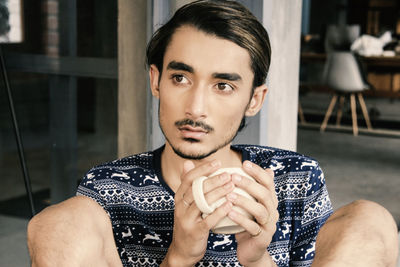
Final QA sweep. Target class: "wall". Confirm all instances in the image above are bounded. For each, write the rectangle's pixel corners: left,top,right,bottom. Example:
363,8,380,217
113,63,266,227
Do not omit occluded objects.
118,0,148,157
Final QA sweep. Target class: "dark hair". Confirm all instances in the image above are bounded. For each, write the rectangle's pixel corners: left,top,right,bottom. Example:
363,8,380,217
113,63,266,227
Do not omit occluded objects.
146,0,271,132
146,0,271,88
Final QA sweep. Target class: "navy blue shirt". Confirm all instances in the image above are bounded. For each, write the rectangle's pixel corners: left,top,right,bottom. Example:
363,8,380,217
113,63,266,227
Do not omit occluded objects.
77,145,333,266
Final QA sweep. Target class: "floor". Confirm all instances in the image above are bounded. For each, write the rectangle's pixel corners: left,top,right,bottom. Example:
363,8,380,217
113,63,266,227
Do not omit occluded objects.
298,127,400,221
0,94,399,266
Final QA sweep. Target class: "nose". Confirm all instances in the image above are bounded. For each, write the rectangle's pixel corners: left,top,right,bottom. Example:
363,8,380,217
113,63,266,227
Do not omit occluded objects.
184,85,207,120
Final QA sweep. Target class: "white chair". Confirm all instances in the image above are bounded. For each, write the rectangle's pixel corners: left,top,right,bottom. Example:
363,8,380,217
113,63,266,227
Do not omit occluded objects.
324,24,361,53
320,52,373,136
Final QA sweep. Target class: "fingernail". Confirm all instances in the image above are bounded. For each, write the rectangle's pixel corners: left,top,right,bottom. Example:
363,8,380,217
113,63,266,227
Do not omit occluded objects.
220,173,230,182
225,201,233,211
228,210,237,219
224,182,233,189
227,193,237,202
211,160,220,167
244,161,252,169
232,174,242,182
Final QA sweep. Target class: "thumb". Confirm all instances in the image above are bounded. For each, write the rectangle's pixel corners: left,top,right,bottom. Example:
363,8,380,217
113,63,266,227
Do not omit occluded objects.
182,160,195,175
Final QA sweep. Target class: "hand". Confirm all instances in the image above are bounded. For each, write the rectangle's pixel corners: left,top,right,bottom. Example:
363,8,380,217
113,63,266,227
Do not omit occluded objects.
163,160,235,267
226,161,279,267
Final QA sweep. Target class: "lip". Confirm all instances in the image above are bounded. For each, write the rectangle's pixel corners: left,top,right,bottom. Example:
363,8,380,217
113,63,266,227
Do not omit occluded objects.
178,125,208,139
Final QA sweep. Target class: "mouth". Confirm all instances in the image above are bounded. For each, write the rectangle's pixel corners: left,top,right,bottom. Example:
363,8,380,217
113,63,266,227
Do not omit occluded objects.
179,125,208,132
174,119,214,141
178,125,208,140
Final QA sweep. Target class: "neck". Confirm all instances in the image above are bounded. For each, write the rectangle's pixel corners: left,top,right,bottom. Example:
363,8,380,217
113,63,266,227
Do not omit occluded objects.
160,143,242,192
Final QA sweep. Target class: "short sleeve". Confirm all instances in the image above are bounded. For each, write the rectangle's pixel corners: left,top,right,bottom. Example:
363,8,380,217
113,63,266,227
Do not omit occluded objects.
289,162,333,266
76,167,108,213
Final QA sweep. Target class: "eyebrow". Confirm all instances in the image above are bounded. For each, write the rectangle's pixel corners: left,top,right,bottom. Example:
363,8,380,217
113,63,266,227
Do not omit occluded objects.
212,72,242,82
166,60,242,82
166,61,194,73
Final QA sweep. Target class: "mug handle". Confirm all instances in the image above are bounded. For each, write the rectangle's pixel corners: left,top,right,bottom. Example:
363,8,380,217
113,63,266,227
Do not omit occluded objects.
192,176,215,214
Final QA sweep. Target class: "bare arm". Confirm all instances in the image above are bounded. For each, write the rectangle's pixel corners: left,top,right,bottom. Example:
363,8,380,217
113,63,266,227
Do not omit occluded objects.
27,196,122,267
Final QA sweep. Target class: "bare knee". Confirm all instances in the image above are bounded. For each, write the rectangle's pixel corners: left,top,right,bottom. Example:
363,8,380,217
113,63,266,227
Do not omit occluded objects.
27,196,121,267
326,199,398,266
333,200,397,231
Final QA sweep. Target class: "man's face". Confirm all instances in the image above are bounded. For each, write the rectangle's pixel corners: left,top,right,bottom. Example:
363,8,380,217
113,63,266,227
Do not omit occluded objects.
150,26,262,160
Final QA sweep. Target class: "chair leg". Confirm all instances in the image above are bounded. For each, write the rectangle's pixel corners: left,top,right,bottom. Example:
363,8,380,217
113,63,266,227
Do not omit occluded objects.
357,93,373,130
320,94,338,132
350,93,358,136
298,102,306,124
336,95,345,127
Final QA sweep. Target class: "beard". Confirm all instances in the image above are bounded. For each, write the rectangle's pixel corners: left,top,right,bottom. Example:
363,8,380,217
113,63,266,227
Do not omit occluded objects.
159,115,243,160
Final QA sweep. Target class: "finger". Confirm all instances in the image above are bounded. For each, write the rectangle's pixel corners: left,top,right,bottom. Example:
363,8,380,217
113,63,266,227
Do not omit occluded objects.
232,170,279,209
176,160,222,215
183,180,235,220
178,160,221,194
226,192,270,226
177,188,203,219
204,180,235,207
227,209,262,237
178,161,196,208
203,172,232,194
231,173,269,204
183,196,203,219
183,160,195,175
202,201,233,231
183,182,235,222
230,173,279,224
242,161,274,190
183,172,232,206
181,193,192,208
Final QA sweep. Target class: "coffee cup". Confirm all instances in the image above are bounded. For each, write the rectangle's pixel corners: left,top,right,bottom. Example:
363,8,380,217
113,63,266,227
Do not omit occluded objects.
192,167,256,234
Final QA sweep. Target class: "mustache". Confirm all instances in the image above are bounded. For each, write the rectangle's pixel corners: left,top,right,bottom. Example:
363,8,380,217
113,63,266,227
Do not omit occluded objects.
175,118,214,132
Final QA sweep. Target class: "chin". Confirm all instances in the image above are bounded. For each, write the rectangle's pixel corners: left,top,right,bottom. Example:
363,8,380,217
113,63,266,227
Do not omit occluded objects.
171,141,218,160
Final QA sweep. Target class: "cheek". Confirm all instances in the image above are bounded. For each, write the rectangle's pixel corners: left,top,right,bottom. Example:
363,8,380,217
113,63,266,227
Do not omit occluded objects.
216,103,246,127
159,94,180,121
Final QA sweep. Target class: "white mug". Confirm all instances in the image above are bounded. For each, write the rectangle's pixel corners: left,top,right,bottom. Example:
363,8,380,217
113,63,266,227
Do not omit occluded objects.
192,167,256,234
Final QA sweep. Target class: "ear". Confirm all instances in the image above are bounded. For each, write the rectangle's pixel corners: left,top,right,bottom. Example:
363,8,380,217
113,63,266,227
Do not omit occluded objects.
245,84,268,117
149,64,161,99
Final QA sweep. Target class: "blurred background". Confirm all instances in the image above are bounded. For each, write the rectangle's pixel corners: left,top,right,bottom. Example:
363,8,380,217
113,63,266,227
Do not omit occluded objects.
0,0,399,266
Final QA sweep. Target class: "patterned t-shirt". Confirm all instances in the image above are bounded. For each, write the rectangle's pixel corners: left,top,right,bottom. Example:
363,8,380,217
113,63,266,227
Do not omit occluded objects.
77,145,333,267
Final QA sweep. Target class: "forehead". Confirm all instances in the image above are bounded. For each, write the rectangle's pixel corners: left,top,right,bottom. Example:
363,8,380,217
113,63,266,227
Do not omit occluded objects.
163,26,253,80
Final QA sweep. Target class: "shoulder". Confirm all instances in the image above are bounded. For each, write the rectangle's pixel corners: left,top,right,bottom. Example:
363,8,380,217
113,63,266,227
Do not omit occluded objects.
234,144,321,172
27,196,111,252
80,150,157,186
89,150,155,174
77,149,165,211
235,144,327,201
29,196,109,234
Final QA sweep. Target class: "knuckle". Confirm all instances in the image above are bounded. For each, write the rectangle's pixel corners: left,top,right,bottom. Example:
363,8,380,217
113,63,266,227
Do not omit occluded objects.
216,203,230,216
257,214,268,224
205,189,223,203
256,201,266,212
181,224,192,233
199,221,207,231
236,177,250,189
273,210,279,221
270,223,277,233
266,168,275,177
181,170,193,181
209,174,224,187
274,198,279,207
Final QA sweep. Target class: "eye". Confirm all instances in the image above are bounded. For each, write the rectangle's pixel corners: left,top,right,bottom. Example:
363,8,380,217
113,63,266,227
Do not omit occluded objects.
172,74,189,84
216,83,234,92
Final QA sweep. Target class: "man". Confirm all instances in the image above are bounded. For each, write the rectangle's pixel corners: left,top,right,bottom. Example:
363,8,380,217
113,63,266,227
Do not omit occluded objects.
27,1,398,266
